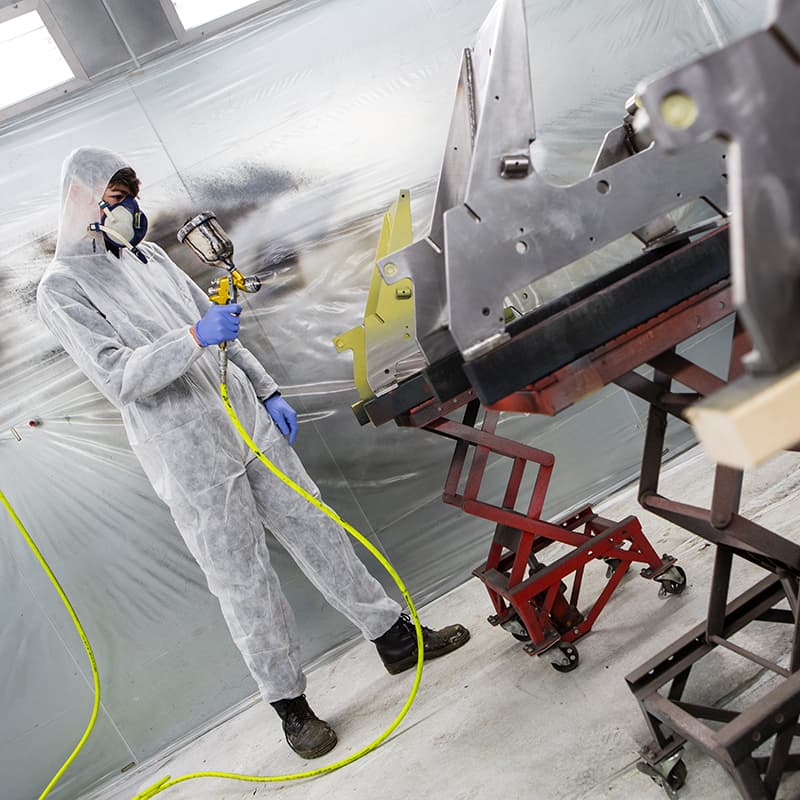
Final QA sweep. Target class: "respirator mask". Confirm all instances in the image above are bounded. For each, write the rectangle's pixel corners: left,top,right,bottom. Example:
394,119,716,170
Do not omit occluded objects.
89,195,149,263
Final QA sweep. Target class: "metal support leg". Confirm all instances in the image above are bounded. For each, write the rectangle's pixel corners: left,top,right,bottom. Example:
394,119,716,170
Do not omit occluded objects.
625,337,800,798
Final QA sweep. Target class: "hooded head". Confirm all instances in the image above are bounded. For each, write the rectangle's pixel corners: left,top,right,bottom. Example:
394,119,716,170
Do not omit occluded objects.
55,146,142,260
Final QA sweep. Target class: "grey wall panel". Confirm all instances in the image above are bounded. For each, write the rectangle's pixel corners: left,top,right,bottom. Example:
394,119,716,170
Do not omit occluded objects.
0,1,762,797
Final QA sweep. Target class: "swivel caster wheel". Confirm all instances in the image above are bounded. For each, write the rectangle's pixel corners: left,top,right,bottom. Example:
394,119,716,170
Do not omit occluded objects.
495,613,530,641
604,557,622,578
636,751,686,799
656,565,687,597
546,643,579,673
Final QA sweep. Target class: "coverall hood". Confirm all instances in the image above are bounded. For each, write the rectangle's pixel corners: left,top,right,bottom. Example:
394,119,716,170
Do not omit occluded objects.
56,146,127,259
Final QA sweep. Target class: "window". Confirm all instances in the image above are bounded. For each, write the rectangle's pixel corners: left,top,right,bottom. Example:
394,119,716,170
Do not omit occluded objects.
170,0,261,30
0,10,74,110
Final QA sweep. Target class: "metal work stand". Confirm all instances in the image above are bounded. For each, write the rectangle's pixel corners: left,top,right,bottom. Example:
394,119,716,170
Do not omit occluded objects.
361,231,800,791
397,395,685,671
623,324,800,799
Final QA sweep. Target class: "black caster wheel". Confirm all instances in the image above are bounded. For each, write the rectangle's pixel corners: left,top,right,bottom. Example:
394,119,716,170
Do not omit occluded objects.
550,643,579,673
496,613,530,641
604,557,622,578
657,565,687,597
667,759,687,793
636,755,686,799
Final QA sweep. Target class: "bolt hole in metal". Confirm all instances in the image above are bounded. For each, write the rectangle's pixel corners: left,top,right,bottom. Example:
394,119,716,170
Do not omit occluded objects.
515,240,528,254
596,179,610,194
482,307,491,316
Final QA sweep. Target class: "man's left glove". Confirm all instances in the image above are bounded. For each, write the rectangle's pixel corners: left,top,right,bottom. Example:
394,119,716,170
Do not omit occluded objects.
264,393,298,445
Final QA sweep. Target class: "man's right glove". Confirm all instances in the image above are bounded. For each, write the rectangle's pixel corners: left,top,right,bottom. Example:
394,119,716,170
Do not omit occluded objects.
194,303,242,346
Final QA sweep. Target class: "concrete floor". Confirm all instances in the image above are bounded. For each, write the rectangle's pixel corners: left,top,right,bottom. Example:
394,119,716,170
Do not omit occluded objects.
87,446,800,800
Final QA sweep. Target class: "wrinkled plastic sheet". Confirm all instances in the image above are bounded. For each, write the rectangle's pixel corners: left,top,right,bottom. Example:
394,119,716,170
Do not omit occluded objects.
0,1,765,797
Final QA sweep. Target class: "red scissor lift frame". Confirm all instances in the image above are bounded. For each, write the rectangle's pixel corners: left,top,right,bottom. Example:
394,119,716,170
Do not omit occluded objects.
400,393,683,670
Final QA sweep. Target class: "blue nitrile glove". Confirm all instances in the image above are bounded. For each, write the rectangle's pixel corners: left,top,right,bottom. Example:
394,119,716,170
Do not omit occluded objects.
264,393,298,446
194,303,242,346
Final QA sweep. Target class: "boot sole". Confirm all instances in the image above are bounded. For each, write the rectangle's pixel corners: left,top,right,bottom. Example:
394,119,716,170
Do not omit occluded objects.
288,730,338,759
384,629,471,675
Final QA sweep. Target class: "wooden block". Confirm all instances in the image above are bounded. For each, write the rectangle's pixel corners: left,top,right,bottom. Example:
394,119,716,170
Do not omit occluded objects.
686,366,800,469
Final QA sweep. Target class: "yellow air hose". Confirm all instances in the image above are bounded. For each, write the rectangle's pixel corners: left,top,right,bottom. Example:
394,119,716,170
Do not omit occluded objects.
4,382,425,800
0,489,101,800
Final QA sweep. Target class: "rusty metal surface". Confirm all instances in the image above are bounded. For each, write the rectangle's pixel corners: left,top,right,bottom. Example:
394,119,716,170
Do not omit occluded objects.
488,282,733,415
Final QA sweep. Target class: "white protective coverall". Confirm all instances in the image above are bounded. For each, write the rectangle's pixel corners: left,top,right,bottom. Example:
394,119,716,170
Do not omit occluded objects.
36,147,401,702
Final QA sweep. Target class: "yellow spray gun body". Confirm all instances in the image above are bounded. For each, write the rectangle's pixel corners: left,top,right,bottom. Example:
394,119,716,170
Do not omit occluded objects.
208,269,262,305
177,212,261,379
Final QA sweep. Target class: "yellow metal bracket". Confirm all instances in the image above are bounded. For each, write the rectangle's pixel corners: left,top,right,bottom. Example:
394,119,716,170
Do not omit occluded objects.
333,190,416,401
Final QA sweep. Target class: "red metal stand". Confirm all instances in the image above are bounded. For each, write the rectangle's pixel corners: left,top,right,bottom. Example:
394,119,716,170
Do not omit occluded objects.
415,398,684,670
386,277,732,672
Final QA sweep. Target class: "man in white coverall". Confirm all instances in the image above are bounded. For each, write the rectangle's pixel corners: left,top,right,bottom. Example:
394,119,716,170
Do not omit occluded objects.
37,147,470,759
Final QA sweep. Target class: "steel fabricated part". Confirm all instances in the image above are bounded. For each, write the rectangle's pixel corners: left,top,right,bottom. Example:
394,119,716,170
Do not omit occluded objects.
633,0,800,468
339,1,800,795
462,227,730,406
376,0,728,367
332,190,422,402
637,0,800,377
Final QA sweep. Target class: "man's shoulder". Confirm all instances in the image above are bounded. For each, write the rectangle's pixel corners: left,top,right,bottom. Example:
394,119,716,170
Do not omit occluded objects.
139,241,184,271
38,260,80,294
140,240,170,260
36,261,85,324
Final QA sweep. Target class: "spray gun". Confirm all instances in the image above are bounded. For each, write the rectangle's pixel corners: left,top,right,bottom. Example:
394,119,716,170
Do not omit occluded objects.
177,211,261,381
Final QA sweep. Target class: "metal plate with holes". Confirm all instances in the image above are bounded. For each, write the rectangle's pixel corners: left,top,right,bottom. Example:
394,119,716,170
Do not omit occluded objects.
377,0,729,367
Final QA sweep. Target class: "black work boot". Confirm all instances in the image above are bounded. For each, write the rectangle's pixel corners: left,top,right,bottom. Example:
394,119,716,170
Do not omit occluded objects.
373,613,470,675
270,694,337,759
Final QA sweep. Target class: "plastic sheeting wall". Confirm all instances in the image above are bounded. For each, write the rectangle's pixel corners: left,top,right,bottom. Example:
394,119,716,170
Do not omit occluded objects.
0,1,766,797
